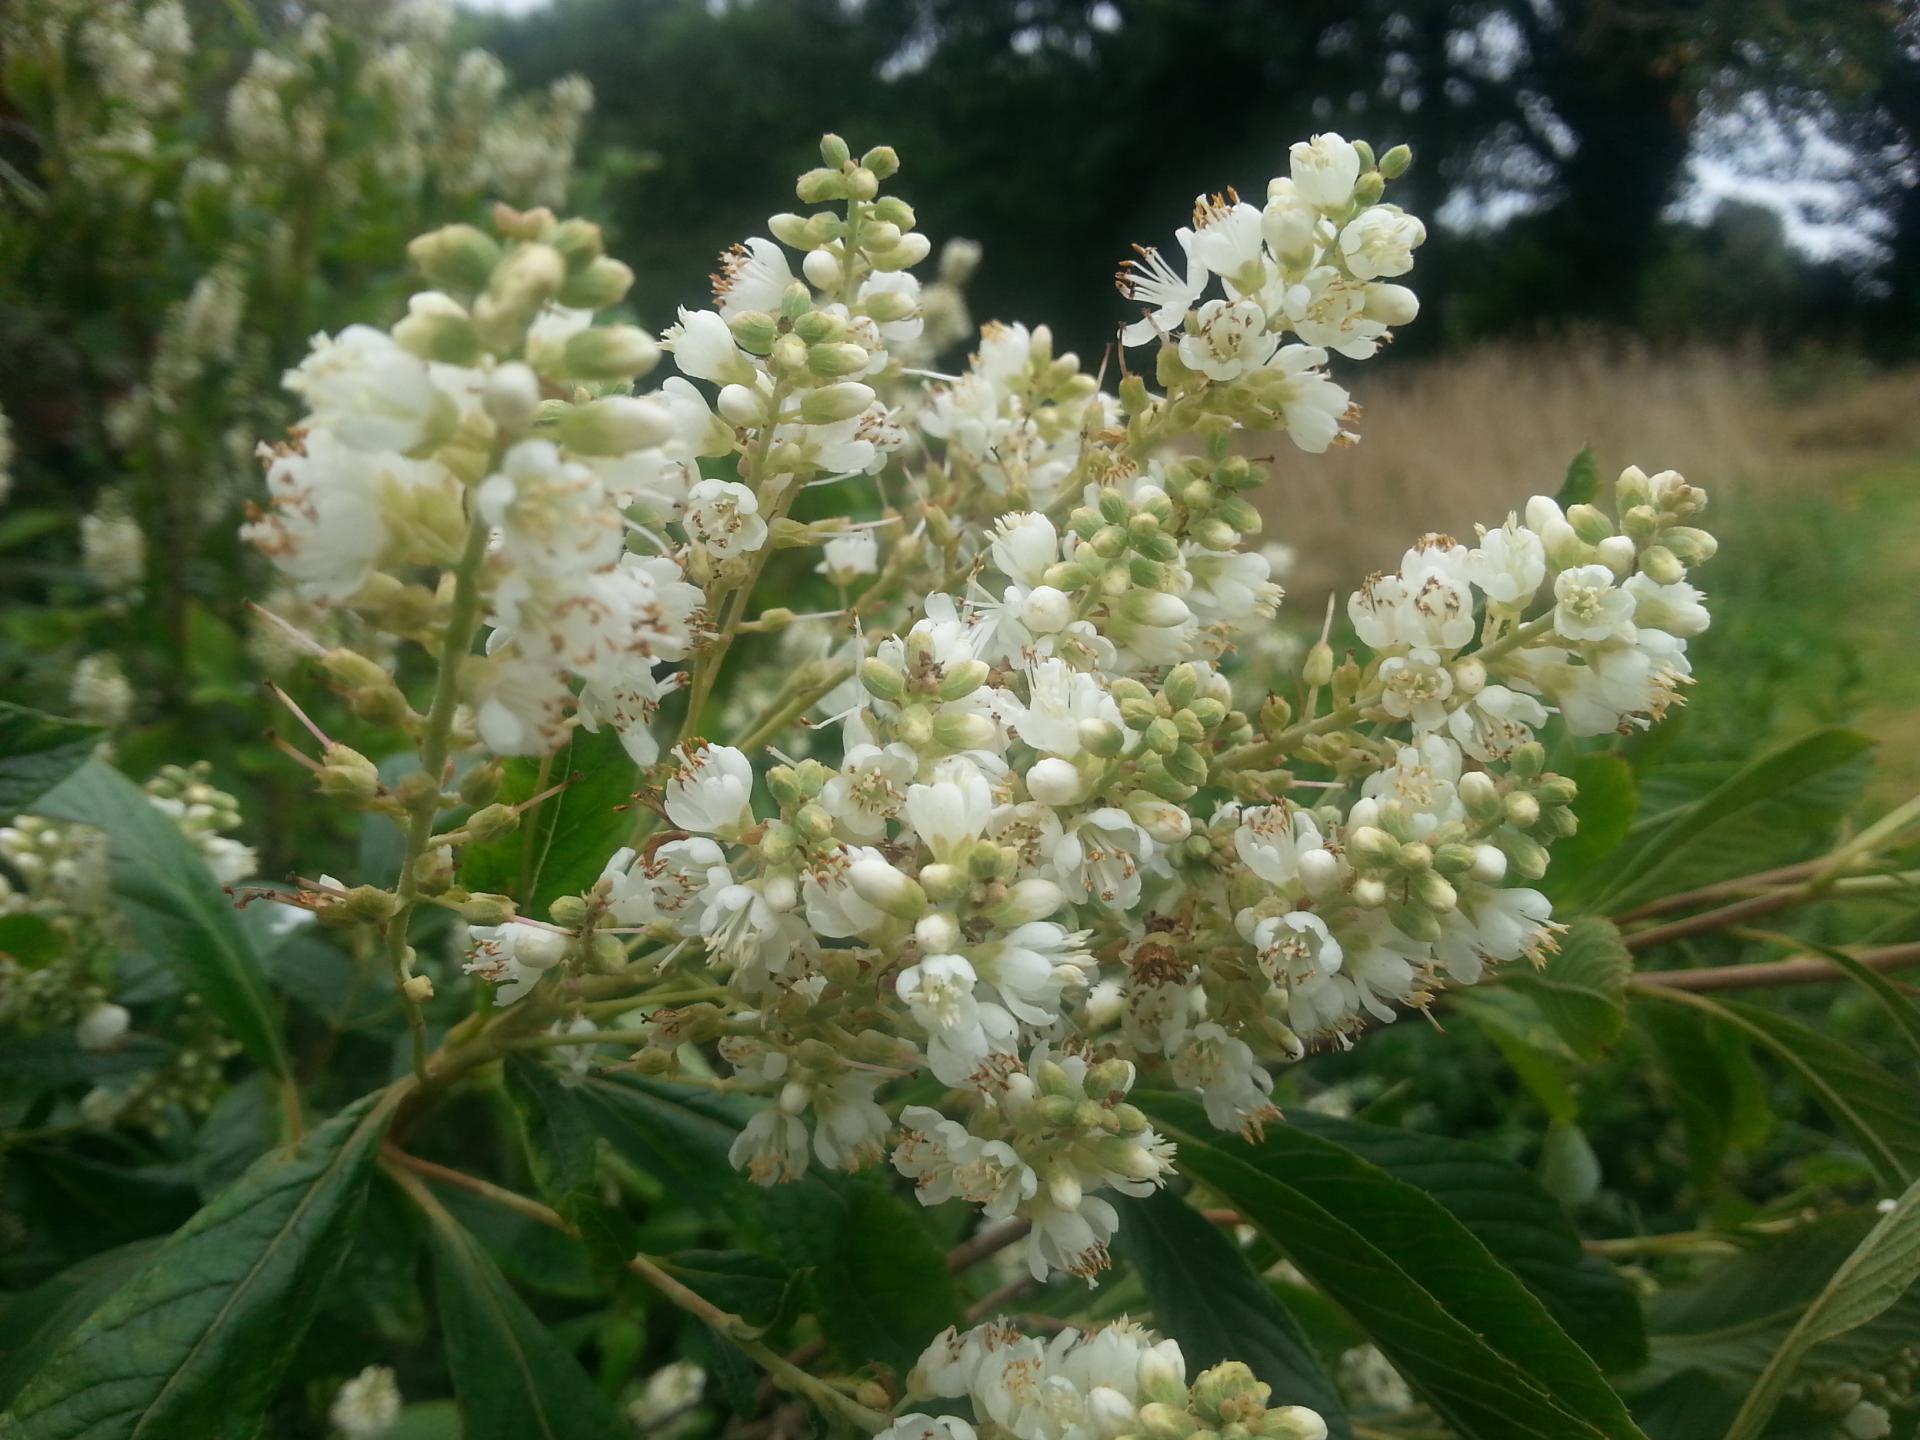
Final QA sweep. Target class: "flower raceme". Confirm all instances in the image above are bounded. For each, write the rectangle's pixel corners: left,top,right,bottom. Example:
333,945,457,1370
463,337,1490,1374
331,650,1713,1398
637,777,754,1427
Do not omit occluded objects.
244,134,1716,1299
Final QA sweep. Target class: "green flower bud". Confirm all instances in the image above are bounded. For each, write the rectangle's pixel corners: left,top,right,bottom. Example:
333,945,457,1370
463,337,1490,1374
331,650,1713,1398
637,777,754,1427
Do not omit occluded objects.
549,217,605,268
1353,171,1386,206
548,894,590,929
819,133,852,168
934,710,998,752
393,306,482,365
871,194,914,228
316,743,382,804
1352,139,1377,173
861,145,900,179
862,287,918,323
808,341,872,377
938,659,991,700
558,396,676,454
558,256,635,310
1165,743,1209,788
768,212,813,248
560,326,660,381
800,382,876,424
460,893,517,926
1379,143,1413,179
846,166,880,201
1639,543,1685,585
408,223,501,295
465,803,520,845
796,167,848,204
861,658,906,702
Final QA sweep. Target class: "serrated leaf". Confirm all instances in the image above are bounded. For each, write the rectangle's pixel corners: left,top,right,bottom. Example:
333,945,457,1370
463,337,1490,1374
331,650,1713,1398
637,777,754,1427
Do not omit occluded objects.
0,703,101,814
33,760,289,1078
569,1071,754,1211
1290,1114,1646,1373
1637,1002,1771,1186
760,1171,962,1375
1554,446,1600,508
1112,1190,1348,1435
1593,728,1873,911
460,727,637,917
1726,1178,1920,1440
1502,916,1632,1060
1137,1094,1646,1440
1636,988,1920,1191
425,1205,629,1440
658,1249,798,1328
504,1055,600,1203
0,1091,396,1439
1644,1213,1920,1385
1545,754,1638,905
0,1242,161,1409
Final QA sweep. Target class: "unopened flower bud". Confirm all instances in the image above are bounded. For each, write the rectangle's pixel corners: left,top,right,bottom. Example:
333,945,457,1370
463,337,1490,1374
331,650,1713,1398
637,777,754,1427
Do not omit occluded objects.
402,974,435,1003
861,144,900,179
317,744,382,804
1378,143,1413,179
75,1003,131,1053
483,363,541,432
562,326,660,380
915,911,960,952
559,256,635,311
849,856,925,917
934,711,999,753
807,341,871,377
1027,757,1085,806
408,223,501,295
1639,543,1685,584
464,803,521,844
1596,533,1637,575
993,877,1065,924
796,167,847,204
937,659,990,700
819,132,852,168
800,382,876,424
1504,791,1541,829
460,893,517,925
559,396,676,454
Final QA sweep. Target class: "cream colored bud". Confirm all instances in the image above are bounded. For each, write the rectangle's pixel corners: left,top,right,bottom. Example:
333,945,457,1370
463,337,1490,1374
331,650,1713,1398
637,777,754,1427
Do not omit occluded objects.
802,248,843,291
559,256,635,310
915,912,961,952
848,856,925,917
562,325,660,380
800,382,875,424
993,877,1065,924
1027,758,1085,806
861,145,899,179
808,341,871,377
558,396,676,454
483,363,541,432
408,223,501,295
75,1003,131,1052
718,383,769,427
796,167,847,204
1379,144,1413,179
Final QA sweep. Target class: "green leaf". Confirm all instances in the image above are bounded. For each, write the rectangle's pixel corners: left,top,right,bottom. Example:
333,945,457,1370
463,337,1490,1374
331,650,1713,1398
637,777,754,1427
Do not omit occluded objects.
1501,917,1632,1060
425,1205,629,1440
657,1249,798,1329
1290,1113,1646,1374
504,1055,600,1203
1544,754,1638,905
1802,940,1920,1062
1637,988,1920,1191
760,1171,963,1375
1112,1190,1348,1435
1637,1003,1771,1187
0,703,101,814
1554,445,1600,508
1,1091,396,1440
0,1242,162,1409
0,1033,172,1095
569,1071,754,1212
1592,727,1873,911
1644,1214,1920,1385
1456,989,1582,1125
33,760,289,1078
1137,1094,1646,1440
0,914,62,967
1726,1178,1920,1440
460,727,637,917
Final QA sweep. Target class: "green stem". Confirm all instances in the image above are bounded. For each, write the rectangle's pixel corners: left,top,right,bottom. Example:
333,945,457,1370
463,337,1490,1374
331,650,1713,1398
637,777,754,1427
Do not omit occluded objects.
384,510,492,1081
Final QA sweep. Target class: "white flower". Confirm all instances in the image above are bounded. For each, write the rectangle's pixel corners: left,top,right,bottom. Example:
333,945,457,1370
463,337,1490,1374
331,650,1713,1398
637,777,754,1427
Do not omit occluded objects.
684,478,768,558
286,325,452,453
1268,344,1353,453
664,307,748,384
972,922,1092,1025
1289,132,1361,210
1252,910,1344,989
1009,659,1122,758
1468,518,1547,608
477,438,625,576
729,1105,809,1185
906,771,996,864
1624,573,1710,638
1378,647,1454,731
1338,206,1425,280
989,512,1061,588
819,743,917,842
898,953,1017,1086
1170,1022,1277,1137
1188,199,1266,292
464,922,569,1005
817,528,878,580
1449,684,1549,762
1553,564,1636,643
1178,298,1278,382
1361,734,1465,837
1055,808,1154,910
714,237,795,317
329,1365,401,1438
1118,234,1206,346
1236,805,1340,899
665,743,757,837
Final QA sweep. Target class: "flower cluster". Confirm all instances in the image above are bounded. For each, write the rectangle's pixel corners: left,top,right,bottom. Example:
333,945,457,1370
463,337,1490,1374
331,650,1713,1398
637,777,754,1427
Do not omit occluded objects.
883,1320,1326,1440
243,133,1716,1289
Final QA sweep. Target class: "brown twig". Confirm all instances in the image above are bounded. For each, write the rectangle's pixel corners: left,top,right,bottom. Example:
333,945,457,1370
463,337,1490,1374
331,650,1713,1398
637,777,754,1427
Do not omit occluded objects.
1628,941,1920,993
946,1218,1032,1273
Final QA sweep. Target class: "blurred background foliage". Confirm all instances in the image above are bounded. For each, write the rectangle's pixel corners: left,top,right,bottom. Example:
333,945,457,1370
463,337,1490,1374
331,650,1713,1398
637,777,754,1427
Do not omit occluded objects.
4,3,1920,1437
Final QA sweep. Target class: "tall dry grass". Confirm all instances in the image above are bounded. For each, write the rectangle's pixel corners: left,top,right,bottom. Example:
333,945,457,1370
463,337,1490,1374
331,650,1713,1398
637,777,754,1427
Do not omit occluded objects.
1255,336,1920,597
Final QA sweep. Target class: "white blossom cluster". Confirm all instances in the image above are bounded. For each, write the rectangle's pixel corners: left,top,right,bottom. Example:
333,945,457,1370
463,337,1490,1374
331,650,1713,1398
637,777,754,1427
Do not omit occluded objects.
243,134,1717,1289
880,1319,1326,1440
